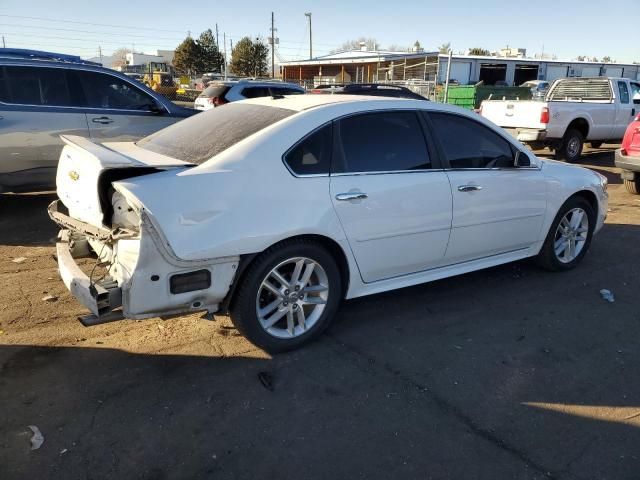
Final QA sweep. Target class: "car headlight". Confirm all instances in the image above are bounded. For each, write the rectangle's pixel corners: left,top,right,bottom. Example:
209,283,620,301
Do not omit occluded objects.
595,172,608,193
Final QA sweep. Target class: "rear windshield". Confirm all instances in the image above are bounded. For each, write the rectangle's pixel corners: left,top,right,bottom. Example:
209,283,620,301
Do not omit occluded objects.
200,83,231,98
137,103,295,165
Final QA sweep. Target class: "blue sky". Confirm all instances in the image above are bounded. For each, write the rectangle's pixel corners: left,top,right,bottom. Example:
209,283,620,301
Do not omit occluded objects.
1,0,638,63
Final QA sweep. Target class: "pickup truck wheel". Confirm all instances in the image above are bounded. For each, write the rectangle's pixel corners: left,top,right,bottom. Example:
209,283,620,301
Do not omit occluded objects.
536,196,595,272
555,129,584,163
229,240,342,353
589,141,603,149
624,178,640,195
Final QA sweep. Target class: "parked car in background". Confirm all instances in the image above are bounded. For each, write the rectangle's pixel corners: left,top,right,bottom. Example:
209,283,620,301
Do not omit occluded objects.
311,83,426,100
615,113,640,194
480,77,640,162
49,95,607,353
520,80,550,100
0,48,196,193
193,80,304,110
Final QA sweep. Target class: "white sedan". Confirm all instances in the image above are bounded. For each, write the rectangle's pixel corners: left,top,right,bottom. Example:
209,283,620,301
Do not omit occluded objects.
49,95,608,352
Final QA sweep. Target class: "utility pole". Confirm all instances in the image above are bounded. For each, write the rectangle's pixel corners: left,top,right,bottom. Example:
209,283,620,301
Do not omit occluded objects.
223,32,227,80
215,24,219,47
444,49,453,103
304,12,312,59
270,12,277,78
98,45,103,65
2,36,5,48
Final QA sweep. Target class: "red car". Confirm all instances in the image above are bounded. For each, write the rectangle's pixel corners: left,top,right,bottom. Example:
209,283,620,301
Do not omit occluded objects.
615,113,640,194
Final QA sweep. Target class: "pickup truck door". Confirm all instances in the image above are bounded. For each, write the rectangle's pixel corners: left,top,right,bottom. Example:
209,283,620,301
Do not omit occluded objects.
613,80,636,139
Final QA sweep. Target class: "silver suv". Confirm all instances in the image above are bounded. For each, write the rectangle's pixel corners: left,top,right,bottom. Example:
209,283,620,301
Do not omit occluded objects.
194,80,304,110
0,49,197,193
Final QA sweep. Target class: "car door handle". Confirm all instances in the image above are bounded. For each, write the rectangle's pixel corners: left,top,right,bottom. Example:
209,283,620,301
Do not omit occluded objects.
457,185,483,192
91,117,114,124
335,192,368,201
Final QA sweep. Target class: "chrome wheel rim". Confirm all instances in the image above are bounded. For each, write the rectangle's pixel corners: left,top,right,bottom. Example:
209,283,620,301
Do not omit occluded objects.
554,208,589,263
567,137,580,158
256,257,329,339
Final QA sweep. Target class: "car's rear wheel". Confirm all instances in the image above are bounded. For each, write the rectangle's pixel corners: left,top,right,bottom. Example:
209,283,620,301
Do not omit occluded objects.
230,240,342,353
555,129,584,163
624,178,640,195
537,196,595,271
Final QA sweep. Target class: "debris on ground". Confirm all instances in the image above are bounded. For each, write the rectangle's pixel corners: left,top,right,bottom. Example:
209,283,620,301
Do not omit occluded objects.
60,448,68,455
12,257,27,264
0,329,4,336
600,289,615,303
42,295,58,302
258,371,274,391
28,425,44,450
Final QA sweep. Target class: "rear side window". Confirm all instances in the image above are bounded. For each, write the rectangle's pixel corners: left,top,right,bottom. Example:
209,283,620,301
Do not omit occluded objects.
75,71,156,110
138,103,294,164
284,124,332,175
271,86,303,96
241,87,270,99
201,83,231,99
2,66,71,106
334,111,430,173
429,112,514,169
618,81,630,104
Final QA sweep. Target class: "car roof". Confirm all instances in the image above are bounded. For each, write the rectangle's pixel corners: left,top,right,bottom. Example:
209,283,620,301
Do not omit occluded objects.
242,94,437,112
211,80,303,88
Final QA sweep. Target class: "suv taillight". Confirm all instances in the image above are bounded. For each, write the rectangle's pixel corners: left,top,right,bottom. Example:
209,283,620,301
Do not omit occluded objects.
540,107,550,124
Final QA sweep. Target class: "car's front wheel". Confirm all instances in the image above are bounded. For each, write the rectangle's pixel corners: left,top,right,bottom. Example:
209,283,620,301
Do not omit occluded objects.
537,196,595,271
230,240,342,353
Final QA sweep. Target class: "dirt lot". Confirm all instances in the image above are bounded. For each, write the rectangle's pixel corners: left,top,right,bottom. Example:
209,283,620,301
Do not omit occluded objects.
1,146,639,479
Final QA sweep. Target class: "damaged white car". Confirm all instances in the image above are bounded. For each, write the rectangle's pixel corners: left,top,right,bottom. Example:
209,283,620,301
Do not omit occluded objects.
49,95,608,352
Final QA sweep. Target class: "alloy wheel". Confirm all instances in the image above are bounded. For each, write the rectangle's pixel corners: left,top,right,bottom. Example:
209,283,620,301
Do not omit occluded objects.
256,257,329,339
553,207,589,263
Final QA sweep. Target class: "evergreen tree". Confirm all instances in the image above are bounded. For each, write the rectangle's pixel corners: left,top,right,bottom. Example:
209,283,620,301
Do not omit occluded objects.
229,37,269,77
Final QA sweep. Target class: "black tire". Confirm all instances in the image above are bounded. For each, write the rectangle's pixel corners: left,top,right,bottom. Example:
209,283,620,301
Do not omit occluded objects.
554,129,584,163
589,141,603,149
536,196,595,272
229,239,342,353
624,178,640,195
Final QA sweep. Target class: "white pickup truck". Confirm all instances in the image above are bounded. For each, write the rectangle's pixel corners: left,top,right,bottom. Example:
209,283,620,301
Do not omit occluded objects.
480,77,640,162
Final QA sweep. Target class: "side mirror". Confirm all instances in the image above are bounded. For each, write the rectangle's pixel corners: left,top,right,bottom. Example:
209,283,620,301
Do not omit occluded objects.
514,151,531,168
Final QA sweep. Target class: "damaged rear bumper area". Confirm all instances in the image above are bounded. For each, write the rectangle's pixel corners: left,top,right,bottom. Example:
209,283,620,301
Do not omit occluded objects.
48,199,240,325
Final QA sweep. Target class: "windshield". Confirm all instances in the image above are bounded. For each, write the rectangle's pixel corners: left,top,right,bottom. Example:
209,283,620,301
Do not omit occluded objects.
137,103,295,165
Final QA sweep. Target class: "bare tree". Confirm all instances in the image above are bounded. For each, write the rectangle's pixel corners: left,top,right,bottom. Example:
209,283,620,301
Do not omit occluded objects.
331,37,378,53
438,42,451,54
111,47,131,69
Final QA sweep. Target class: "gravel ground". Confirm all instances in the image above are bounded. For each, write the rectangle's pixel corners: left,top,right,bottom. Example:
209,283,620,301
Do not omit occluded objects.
1,145,639,479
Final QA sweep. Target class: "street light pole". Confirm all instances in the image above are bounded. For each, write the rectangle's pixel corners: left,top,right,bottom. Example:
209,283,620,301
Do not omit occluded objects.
304,12,312,59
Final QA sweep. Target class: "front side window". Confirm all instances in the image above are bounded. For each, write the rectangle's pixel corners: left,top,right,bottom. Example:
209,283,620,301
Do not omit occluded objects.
284,124,332,175
334,111,431,173
2,66,71,106
629,82,640,103
429,112,515,169
76,71,156,110
618,81,630,104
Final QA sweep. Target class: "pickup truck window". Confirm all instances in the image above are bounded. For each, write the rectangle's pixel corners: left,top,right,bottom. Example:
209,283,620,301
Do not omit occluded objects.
618,81,630,104
429,112,515,169
630,82,640,104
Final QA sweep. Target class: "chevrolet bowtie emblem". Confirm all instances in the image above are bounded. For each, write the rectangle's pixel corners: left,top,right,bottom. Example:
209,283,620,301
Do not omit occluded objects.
68,170,80,181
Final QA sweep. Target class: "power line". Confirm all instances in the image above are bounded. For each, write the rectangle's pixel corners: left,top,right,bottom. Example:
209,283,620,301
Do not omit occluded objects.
0,31,178,49
0,14,185,33
0,22,184,42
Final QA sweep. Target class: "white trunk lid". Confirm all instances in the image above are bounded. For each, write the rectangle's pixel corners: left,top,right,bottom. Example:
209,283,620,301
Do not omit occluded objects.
480,100,548,130
57,135,191,227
